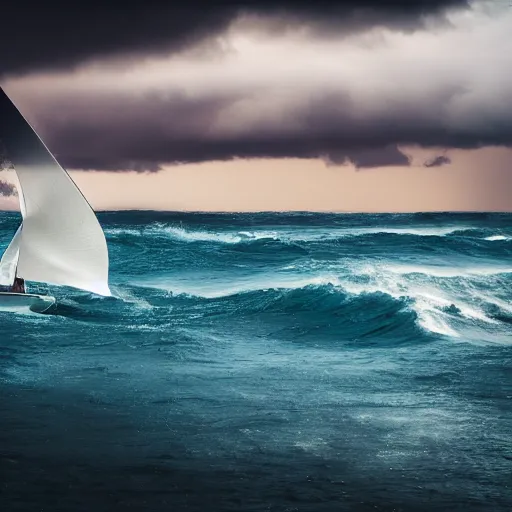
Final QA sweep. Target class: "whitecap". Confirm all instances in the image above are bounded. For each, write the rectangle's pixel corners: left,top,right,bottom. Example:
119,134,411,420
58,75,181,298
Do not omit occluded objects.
485,235,510,241
384,264,512,278
107,223,478,246
159,225,242,244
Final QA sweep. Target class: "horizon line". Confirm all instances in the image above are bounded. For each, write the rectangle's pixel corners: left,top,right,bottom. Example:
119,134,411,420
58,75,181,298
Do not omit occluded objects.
0,208,510,215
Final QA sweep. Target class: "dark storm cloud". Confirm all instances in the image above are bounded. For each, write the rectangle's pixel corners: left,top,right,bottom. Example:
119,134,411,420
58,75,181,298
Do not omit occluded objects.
16,85,510,172
424,155,451,167
2,1,509,171
5,91,418,171
0,143,14,171
0,180,17,197
0,1,469,77
326,146,411,168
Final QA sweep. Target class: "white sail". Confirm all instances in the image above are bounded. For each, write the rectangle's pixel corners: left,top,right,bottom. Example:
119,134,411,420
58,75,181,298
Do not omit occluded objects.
0,224,21,286
0,87,110,296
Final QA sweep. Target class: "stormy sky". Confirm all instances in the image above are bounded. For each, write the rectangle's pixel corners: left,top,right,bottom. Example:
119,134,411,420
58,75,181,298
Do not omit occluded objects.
0,0,511,210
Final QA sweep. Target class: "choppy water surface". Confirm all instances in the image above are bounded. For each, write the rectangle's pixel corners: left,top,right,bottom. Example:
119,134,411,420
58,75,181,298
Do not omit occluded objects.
1,211,511,511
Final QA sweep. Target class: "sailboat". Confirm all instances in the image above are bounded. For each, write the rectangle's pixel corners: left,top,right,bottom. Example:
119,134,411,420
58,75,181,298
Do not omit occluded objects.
0,86,110,313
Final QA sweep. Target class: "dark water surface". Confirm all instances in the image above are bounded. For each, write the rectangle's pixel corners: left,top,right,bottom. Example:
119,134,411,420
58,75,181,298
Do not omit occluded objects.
1,211,511,511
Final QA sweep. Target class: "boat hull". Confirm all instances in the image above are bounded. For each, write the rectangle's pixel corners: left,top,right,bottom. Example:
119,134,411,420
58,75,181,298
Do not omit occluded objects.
0,292,56,313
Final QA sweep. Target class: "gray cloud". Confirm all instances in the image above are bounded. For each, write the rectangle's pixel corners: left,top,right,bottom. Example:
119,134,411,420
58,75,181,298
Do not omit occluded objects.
0,142,17,196
9,80,509,171
1,1,510,171
326,146,411,168
1,91,418,170
0,1,470,77
0,146,14,171
424,155,451,167
0,180,17,197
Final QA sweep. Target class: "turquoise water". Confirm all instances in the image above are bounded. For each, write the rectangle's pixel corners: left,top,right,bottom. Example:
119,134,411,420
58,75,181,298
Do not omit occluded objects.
1,211,511,511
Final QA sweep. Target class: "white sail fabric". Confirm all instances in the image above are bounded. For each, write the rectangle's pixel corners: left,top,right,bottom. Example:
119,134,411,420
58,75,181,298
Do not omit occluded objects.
0,87,111,296
0,224,21,287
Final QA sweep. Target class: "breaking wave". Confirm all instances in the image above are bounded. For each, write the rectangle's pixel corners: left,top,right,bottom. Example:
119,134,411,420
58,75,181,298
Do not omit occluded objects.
2,211,511,346
104,222,512,248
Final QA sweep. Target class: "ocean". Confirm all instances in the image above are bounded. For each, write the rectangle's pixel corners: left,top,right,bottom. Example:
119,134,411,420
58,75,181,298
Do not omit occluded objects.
1,211,511,511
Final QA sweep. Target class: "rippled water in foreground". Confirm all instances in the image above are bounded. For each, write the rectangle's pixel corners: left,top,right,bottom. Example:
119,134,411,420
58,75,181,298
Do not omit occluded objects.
1,211,511,511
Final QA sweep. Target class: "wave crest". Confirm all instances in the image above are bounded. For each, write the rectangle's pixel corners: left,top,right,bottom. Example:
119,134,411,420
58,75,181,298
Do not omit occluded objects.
105,223,511,247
